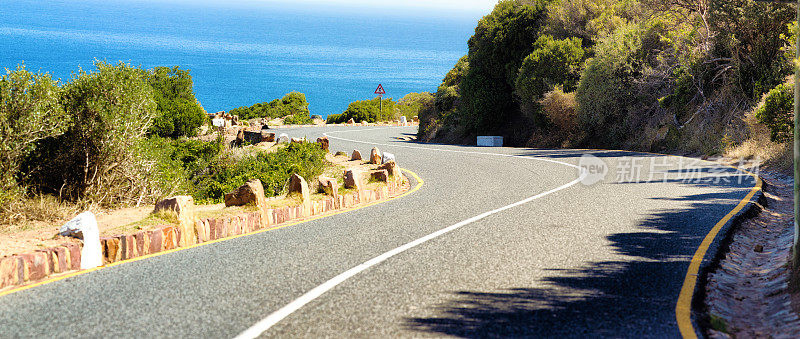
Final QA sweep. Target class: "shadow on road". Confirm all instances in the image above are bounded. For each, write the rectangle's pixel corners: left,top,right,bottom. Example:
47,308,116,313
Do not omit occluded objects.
403,189,749,337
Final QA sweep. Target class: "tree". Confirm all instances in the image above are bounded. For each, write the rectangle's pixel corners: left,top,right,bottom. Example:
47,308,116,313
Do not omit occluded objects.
0,65,68,203
148,66,206,138
459,0,549,134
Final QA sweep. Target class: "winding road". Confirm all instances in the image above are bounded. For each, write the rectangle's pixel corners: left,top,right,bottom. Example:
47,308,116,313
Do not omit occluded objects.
0,126,758,338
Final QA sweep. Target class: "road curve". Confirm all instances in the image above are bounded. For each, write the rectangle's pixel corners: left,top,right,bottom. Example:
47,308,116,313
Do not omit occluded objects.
0,126,756,338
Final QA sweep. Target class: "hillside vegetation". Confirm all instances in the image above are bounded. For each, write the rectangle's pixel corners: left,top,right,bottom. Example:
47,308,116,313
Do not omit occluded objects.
419,0,796,168
229,91,313,125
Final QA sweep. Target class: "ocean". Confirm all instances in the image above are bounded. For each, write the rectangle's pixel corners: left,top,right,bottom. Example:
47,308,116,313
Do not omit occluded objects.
0,0,481,117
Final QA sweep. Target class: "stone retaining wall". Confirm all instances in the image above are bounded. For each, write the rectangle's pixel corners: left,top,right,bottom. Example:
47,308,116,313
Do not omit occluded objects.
0,178,409,291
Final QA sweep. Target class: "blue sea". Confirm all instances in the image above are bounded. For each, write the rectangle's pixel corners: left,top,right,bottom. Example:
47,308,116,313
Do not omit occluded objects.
0,0,482,116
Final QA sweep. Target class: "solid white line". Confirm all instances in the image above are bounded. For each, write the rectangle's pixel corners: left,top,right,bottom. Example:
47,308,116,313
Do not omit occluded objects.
234,127,586,339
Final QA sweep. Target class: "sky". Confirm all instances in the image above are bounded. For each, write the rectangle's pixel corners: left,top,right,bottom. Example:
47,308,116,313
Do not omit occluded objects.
150,0,499,17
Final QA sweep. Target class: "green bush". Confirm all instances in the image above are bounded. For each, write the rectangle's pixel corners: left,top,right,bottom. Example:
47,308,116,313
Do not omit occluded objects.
147,66,207,138
328,97,396,124
229,91,311,122
25,61,157,204
459,0,548,134
0,65,69,208
397,92,433,120
193,142,327,202
755,83,793,142
515,35,584,104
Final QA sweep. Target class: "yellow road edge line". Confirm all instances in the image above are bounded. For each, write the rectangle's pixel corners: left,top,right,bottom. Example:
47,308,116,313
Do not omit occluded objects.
0,168,424,299
674,165,762,339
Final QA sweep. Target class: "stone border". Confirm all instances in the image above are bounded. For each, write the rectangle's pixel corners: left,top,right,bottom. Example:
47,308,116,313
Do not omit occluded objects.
0,177,410,292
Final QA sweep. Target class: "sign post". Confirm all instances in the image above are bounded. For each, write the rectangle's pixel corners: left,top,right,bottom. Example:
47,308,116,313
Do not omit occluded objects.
375,84,386,115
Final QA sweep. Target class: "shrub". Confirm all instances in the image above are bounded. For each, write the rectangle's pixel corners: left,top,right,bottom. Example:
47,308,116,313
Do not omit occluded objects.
147,66,207,138
515,35,584,105
540,87,578,136
755,83,793,142
330,97,396,123
0,65,69,216
193,142,327,202
397,92,433,120
229,91,311,121
25,61,157,205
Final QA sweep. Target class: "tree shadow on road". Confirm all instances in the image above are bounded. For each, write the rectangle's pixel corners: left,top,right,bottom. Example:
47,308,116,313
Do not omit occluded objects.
403,189,750,338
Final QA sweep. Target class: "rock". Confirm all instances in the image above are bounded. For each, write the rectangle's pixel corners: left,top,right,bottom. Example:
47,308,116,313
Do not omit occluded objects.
378,161,401,181
0,256,21,288
370,147,382,164
291,137,305,144
277,133,290,143
289,174,310,200
382,152,396,164
350,150,362,161
224,179,266,208
343,169,363,190
261,124,270,130
154,196,196,247
335,151,347,157
261,131,276,142
371,170,389,182
754,244,764,253
243,130,263,144
347,118,355,125
400,116,407,125
234,129,245,147
318,176,340,198
316,136,329,152
412,116,419,122
59,211,102,269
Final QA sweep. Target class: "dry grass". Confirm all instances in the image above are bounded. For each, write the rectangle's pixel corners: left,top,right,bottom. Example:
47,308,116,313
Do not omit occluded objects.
725,110,792,173
0,193,80,234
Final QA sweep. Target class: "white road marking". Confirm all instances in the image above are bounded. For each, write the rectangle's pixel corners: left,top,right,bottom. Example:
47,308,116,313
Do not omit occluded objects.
234,127,587,339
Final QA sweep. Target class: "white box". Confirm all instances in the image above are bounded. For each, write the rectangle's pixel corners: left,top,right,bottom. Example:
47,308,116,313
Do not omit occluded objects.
212,118,226,127
477,136,503,147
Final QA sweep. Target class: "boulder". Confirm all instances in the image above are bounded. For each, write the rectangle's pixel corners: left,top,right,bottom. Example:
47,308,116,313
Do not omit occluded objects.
412,116,419,122
261,124,270,130
289,174,312,216
350,150,362,161
347,118,355,125
343,169,363,190
291,137,305,144
378,161,401,181
382,152,396,164
277,133,290,143
233,129,245,147
400,116,407,125
316,136,329,152
335,151,347,157
243,130,262,144
154,196,196,247
59,211,102,270
369,147,382,164
371,170,389,182
317,176,340,199
224,179,266,208
261,131,276,142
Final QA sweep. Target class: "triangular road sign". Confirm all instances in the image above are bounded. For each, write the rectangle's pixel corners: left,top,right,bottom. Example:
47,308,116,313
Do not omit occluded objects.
375,84,386,95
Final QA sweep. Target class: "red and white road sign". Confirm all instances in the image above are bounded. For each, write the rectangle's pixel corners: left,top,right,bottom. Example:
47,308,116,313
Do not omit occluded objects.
374,84,386,95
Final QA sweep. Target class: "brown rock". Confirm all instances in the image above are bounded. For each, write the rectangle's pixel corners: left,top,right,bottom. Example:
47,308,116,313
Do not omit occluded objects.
0,256,22,288
754,244,764,253
243,130,263,144
262,131,276,142
224,179,266,207
316,136,329,152
154,196,196,247
318,176,340,197
347,118,356,125
102,237,122,264
350,150,362,161
344,169,363,190
52,246,69,273
291,137,305,144
369,147,382,164
371,169,389,182
233,129,245,147
20,252,49,281
289,173,312,216
378,161,401,181
64,243,81,270
335,151,347,157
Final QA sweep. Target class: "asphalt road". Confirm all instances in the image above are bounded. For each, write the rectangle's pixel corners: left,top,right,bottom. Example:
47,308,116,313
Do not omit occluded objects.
0,126,757,338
